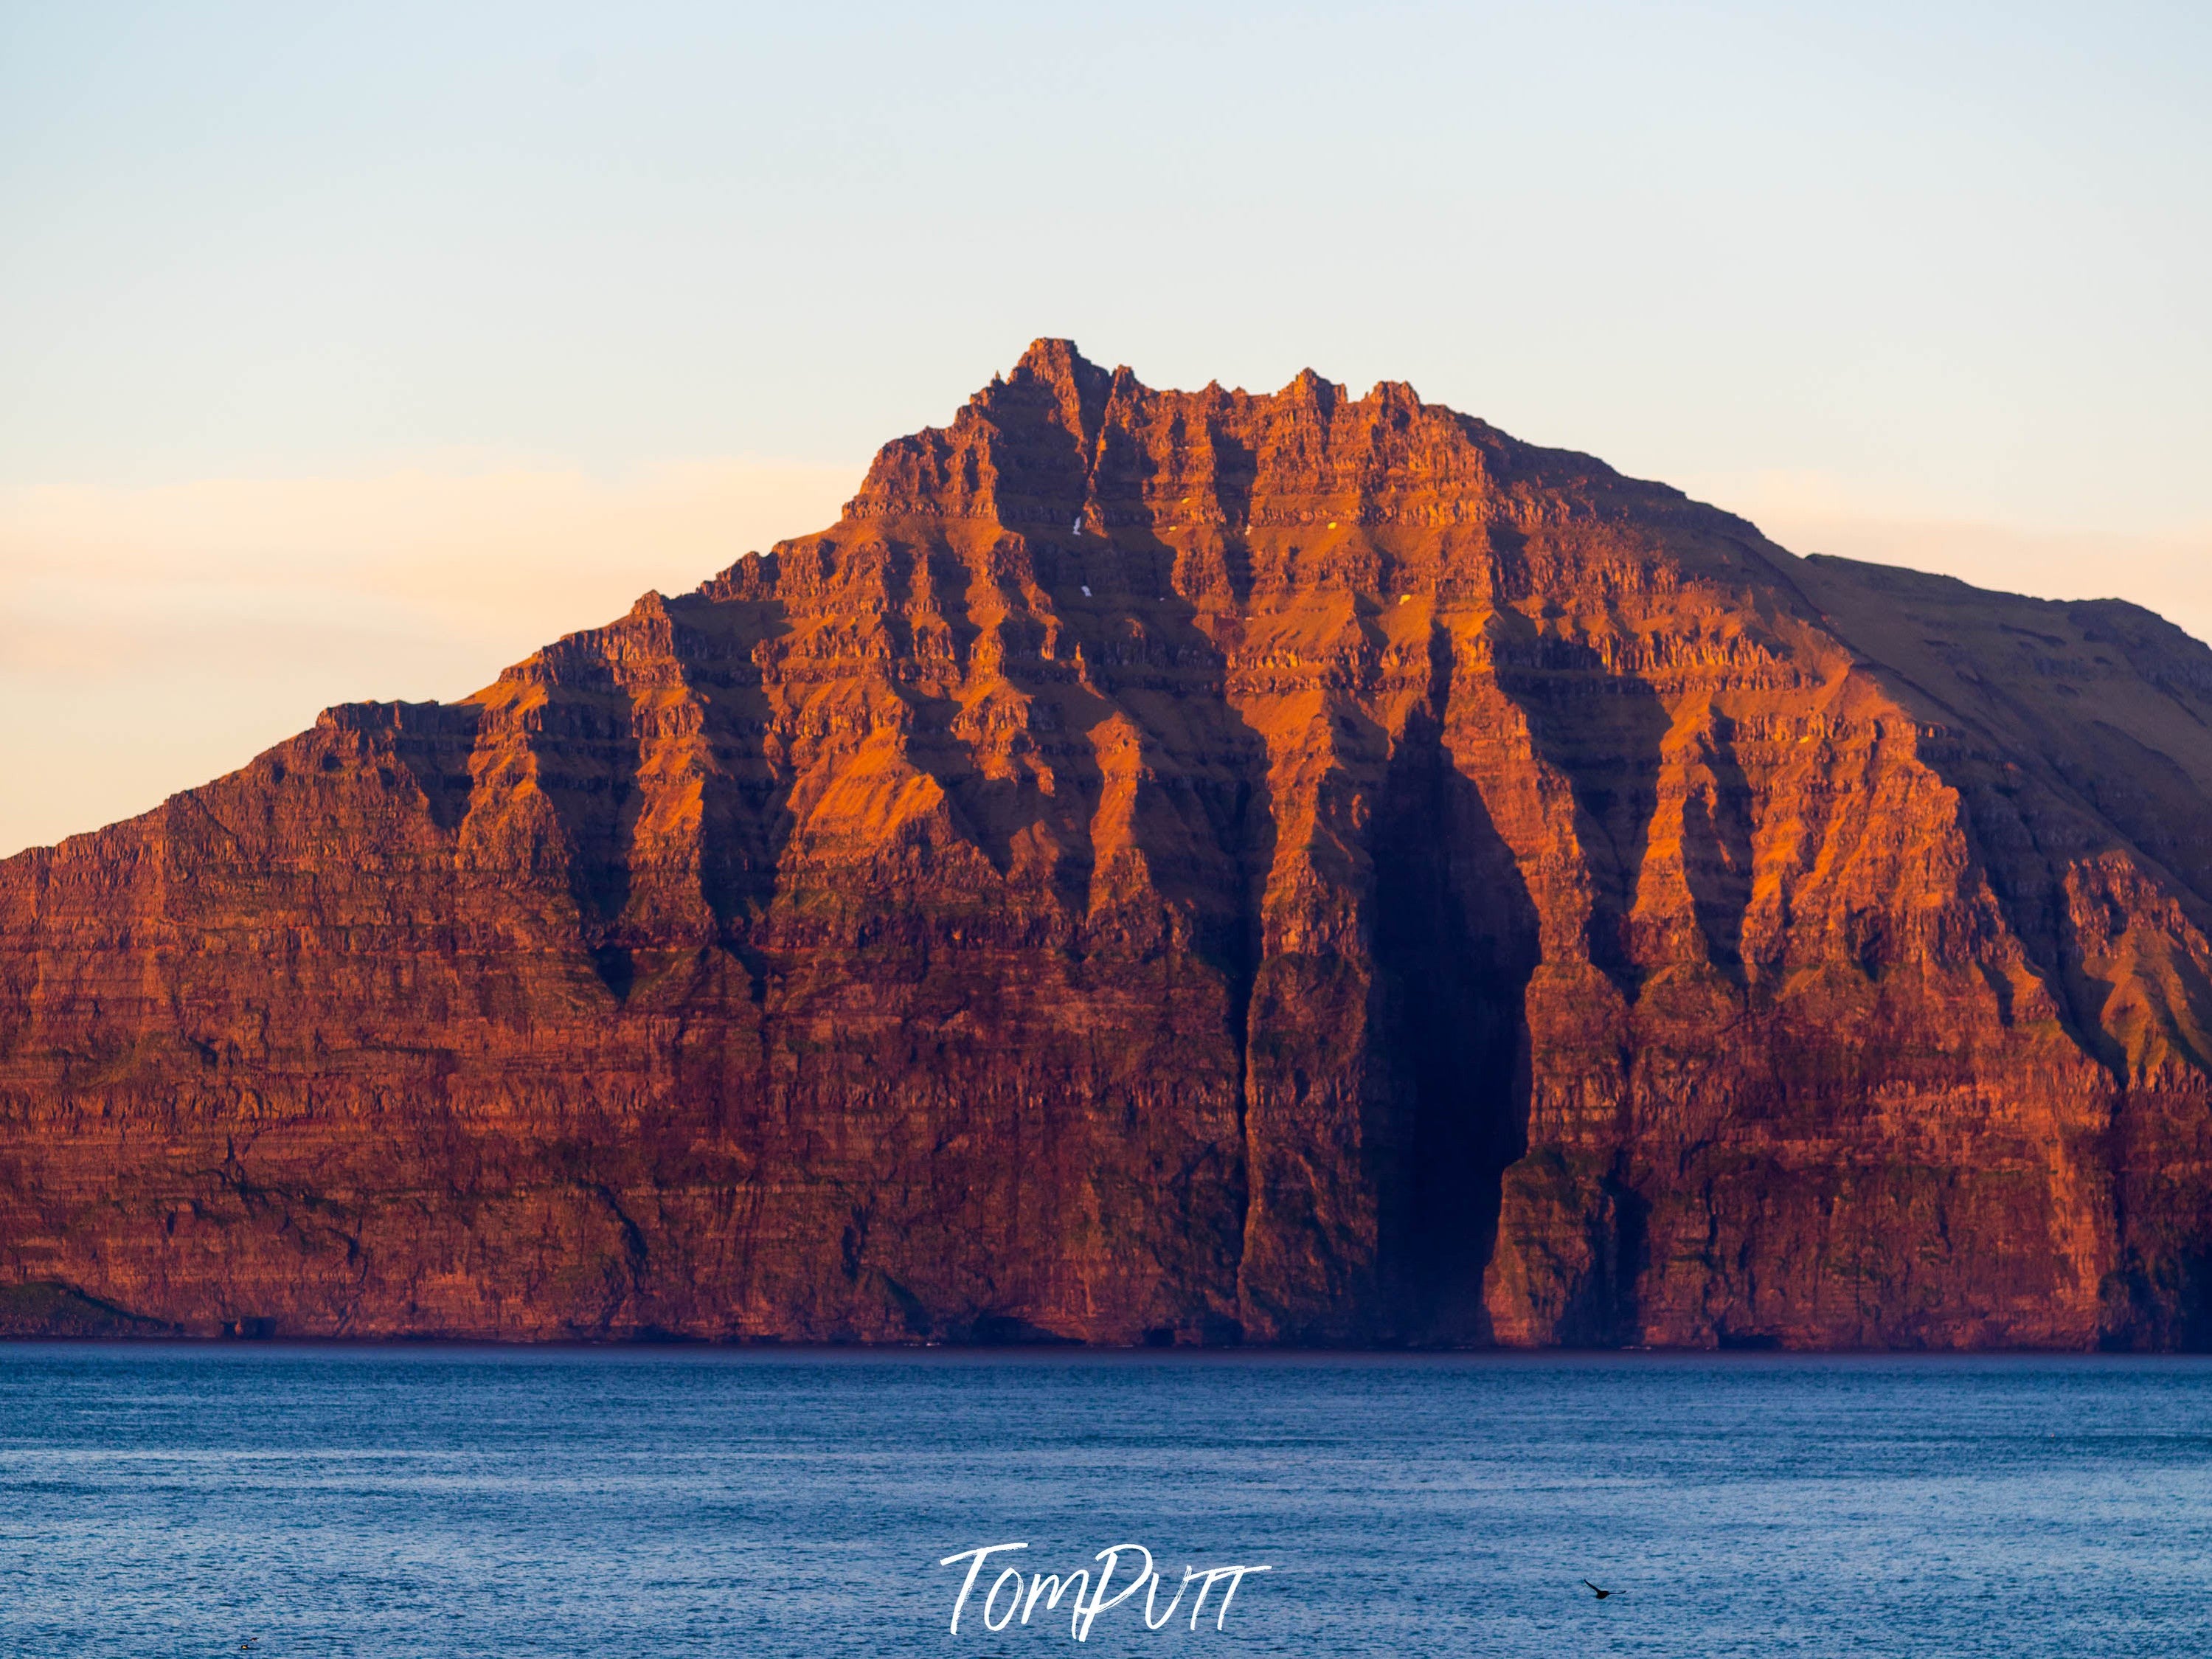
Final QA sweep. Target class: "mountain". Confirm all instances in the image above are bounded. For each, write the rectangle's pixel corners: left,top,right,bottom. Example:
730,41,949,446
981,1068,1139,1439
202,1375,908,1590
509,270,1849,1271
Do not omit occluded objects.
7,339,2212,1348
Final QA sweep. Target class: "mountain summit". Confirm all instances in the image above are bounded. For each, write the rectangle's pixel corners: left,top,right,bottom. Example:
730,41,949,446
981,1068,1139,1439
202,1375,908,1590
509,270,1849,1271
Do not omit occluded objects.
7,342,2212,1347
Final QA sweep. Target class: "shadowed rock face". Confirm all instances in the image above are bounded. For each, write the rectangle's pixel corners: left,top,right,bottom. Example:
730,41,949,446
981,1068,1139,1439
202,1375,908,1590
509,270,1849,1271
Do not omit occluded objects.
7,339,2212,1348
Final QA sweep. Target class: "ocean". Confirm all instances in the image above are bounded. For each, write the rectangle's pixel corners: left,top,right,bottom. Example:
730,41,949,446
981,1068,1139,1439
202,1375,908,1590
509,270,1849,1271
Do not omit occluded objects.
1,1344,2208,1656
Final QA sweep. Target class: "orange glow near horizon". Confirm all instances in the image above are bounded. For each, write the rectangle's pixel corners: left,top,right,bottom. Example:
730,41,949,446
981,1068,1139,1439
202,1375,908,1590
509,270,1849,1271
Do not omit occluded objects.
0,459,857,857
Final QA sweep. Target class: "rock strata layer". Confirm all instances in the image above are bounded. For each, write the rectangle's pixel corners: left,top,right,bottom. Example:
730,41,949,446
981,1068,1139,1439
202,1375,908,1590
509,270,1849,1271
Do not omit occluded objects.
7,341,2212,1347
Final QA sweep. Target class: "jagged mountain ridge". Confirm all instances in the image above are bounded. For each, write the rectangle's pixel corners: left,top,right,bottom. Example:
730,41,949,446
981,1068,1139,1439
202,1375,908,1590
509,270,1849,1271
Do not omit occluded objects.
6,338,2212,1347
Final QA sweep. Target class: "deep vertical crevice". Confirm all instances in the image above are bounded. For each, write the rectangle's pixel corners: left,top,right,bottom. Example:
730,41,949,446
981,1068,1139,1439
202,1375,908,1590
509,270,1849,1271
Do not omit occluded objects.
527,676,642,998
1373,624,1539,1342
1682,710,1755,982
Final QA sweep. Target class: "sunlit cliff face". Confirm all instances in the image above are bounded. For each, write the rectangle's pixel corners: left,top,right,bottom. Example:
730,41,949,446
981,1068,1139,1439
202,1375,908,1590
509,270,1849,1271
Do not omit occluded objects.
6,340,2212,1352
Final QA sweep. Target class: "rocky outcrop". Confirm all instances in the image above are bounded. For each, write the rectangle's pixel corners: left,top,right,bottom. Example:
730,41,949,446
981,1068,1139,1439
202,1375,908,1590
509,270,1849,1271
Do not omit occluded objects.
6,339,2212,1348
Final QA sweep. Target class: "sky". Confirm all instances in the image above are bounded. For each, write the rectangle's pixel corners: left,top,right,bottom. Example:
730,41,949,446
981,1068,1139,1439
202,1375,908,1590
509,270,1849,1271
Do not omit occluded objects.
2,0,2208,856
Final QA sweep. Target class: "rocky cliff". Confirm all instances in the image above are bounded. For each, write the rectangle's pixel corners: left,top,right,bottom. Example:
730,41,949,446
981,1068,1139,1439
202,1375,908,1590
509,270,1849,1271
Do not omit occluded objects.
7,340,2212,1348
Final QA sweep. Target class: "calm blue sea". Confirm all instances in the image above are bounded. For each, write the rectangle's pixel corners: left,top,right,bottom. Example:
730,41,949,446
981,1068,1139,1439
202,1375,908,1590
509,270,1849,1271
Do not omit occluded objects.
1,1345,2209,1656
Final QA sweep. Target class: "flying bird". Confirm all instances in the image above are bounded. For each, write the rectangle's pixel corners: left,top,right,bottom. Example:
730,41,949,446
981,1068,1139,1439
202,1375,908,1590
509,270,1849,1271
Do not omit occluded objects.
1583,1580,1613,1600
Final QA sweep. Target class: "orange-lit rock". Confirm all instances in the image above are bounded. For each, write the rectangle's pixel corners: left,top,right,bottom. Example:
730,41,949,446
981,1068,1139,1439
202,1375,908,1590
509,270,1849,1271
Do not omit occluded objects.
6,340,2212,1347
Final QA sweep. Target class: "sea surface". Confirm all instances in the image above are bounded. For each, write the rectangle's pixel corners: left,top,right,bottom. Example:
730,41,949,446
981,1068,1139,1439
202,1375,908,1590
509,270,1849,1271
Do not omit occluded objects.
1,1345,2209,1656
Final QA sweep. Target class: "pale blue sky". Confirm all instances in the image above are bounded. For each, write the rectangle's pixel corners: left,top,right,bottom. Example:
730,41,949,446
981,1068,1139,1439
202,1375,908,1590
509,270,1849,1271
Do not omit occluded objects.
1,1,2209,852
4,1,2206,519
